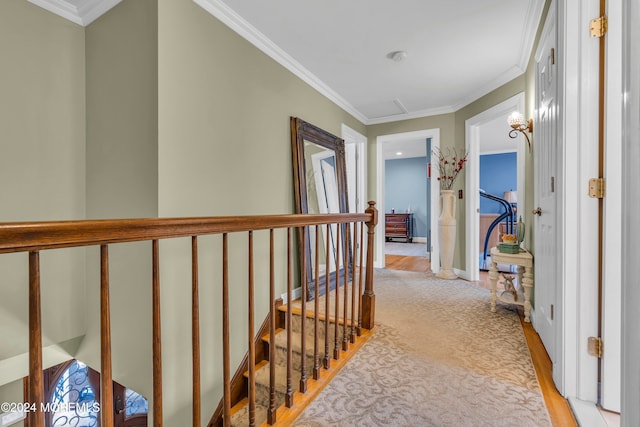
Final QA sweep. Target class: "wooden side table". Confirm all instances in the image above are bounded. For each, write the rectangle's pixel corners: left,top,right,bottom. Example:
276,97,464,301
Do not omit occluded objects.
489,246,534,322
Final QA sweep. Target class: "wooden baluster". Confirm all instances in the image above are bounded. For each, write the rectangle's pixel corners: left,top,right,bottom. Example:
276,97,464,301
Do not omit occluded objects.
333,224,341,360
222,234,231,426
357,222,365,336
350,223,357,343
313,224,321,380
362,202,378,330
28,252,44,427
152,240,162,427
323,224,331,370
285,228,293,407
299,226,308,393
191,237,201,427
268,230,276,425
100,245,114,427
248,231,256,427
342,224,350,352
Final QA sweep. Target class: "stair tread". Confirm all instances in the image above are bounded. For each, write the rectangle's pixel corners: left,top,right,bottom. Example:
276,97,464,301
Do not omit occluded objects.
229,398,269,427
279,304,359,327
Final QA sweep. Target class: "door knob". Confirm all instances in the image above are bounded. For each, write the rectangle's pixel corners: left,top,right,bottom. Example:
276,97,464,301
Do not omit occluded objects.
532,207,542,216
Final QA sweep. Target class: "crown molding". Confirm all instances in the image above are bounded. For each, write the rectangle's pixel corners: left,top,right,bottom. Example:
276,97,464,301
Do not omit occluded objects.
517,0,547,70
193,0,369,125
28,0,122,26
450,65,526,112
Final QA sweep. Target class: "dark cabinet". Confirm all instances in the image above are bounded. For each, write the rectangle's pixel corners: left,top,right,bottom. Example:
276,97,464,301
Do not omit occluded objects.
385,213,413,243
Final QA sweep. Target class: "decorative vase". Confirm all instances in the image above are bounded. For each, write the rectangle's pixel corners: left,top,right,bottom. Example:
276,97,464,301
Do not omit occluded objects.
437,190,458,279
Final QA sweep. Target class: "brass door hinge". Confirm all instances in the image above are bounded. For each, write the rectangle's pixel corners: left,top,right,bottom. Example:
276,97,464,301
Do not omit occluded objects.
588,178,606,198
588,336,603,358
590,16,608,38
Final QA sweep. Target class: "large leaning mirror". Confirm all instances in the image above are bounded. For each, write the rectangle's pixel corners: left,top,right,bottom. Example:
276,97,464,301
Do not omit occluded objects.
291,117,350,300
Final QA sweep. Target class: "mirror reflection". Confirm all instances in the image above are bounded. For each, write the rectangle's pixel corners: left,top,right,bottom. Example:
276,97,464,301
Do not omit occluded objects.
291,117,350,299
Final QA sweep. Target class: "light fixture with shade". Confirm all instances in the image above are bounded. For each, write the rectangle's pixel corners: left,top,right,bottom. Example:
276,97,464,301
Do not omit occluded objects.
508,112,533,151
503,190,517,204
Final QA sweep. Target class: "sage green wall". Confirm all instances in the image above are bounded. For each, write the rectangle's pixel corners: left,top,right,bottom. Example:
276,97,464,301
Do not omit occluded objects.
75,0,159,408
0,0,86,384
156,1,364,424
0,379,24,427
453,76,527,269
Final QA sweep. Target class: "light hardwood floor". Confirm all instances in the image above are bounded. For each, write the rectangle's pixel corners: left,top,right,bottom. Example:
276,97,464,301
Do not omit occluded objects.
384,254,578,427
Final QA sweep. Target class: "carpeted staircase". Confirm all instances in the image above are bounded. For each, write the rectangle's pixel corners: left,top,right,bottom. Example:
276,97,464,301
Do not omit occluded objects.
227,299,359,426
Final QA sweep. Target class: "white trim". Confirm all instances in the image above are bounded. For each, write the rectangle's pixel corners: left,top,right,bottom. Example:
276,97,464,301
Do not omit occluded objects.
192,0,548,127
621,0,640,422
601,0,622,412
193,0,367,124
376,129,440,271
558,0,600,401
517,0,548,70
341,124,367,214
465,93,525,282
28,0,122,26
568,398,608,427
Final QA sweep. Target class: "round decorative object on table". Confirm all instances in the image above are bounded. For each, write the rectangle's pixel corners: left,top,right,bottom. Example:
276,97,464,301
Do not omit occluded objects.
437,190,457,279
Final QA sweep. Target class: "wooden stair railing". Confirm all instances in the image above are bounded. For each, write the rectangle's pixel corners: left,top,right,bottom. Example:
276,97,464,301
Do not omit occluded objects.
0,202,377,427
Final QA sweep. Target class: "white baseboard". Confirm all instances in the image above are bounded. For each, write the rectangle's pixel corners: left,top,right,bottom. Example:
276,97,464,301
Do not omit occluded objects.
412,237,427,243
281,286,302,304
568,397,606,427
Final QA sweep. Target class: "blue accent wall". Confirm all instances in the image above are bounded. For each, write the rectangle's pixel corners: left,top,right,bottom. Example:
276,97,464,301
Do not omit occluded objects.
385,157,428,238
480,152,517,213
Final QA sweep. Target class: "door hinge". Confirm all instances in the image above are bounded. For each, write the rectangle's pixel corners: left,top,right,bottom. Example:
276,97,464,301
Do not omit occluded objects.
550,304,554,320
551,47,555,65
551,176,555,193
588,336,603,358
588,178,606,198
590,16,608,38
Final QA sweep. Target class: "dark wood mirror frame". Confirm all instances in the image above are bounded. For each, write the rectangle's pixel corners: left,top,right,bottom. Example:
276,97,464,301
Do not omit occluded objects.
290,117,350,300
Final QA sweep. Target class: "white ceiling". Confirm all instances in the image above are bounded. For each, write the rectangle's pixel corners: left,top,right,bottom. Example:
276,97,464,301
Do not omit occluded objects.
30,0,543,127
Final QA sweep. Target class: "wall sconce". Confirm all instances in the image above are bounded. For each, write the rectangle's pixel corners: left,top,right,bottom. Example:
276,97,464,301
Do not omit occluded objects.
508,112,533,151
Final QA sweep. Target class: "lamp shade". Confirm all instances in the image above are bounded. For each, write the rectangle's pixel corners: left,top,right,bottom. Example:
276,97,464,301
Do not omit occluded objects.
504,190,517,204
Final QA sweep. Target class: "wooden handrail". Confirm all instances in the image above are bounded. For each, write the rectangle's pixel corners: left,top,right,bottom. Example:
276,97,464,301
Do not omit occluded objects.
4,207,377,427
0,213,371,254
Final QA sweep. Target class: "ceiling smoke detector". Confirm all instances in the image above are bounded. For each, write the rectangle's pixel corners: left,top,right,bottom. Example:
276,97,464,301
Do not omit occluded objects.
388,50,408,62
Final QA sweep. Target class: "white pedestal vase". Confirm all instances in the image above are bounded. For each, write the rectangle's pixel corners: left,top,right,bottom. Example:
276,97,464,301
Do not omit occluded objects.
437,190,458,279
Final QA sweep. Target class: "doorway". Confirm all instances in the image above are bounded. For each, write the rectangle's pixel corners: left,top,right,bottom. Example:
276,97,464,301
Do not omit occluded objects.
465,93,526,282
375,129,440,272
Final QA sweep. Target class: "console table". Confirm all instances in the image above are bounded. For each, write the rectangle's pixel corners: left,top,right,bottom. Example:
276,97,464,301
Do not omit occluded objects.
489,246,534,322
385,213,413,243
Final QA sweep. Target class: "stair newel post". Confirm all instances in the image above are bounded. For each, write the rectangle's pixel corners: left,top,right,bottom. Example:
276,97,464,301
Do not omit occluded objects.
313,224,321,380
28,251,44,427
356,221,365,336
248,231,256,427
342,223,350,352
333,223,341,361
323,224,331,370
191,237,201,427
285,228,294,408
350,222,357,343
100,245,114,427
362,201,378,330
299,226,308,393
268,230,276,425
222,233,231,427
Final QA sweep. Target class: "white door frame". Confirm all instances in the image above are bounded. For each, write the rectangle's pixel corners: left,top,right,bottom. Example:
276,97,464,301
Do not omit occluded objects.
601,0,622,413
558,0,600,409
375,129,440,270
342,124,367,214
621,0,640,422
465,93,526,282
